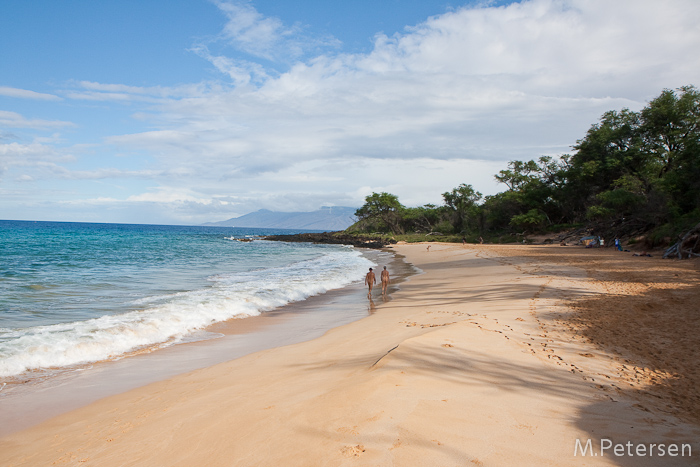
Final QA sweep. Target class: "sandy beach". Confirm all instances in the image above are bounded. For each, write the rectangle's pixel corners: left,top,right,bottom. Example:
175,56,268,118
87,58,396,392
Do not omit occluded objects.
1,243,699,466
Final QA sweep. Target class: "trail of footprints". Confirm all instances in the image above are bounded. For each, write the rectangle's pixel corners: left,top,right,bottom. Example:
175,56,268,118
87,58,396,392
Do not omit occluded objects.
399,310,469,329
395,259,670,416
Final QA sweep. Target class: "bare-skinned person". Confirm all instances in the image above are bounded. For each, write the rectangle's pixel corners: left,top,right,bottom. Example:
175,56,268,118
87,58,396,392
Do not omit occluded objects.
365,267,376,298
380,266,390,295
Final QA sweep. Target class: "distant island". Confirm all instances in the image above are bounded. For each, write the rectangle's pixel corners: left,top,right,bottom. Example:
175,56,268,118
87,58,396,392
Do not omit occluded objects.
202,206,357,231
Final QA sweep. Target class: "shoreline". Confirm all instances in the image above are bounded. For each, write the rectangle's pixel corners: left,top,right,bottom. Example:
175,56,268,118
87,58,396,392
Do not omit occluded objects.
2,243,699,466
0,247,413,437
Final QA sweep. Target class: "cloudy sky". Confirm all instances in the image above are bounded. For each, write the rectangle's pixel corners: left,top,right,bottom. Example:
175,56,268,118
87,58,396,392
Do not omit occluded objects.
1,0,699,225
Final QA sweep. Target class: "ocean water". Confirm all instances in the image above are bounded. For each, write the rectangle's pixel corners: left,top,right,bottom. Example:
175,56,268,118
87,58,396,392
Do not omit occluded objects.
0,220,374,379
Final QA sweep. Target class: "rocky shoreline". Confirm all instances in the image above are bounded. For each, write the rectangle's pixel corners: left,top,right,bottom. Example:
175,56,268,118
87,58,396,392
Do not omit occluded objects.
263,232,393,249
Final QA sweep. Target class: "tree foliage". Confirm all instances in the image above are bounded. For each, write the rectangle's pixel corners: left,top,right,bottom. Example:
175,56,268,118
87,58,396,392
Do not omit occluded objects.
355,192,405,234
348,86,699,244
442,184,482,233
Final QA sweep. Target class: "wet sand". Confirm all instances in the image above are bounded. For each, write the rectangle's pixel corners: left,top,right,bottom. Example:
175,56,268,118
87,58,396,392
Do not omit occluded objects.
1,243,699,466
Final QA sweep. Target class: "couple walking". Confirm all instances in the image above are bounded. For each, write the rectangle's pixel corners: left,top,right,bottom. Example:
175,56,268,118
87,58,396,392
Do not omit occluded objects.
365,266,390,298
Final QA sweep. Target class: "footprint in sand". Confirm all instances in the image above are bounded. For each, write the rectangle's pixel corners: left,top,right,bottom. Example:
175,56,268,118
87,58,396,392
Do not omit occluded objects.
341,445,366,457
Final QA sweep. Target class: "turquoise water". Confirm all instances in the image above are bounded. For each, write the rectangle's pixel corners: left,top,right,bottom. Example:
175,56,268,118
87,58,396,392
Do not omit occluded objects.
0,221,373,378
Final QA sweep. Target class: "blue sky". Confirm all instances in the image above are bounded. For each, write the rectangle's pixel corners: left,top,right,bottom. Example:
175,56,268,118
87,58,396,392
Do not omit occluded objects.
1,0,699,225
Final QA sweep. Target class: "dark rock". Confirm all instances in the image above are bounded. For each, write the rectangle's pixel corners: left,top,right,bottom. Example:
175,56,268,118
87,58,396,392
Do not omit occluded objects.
263,232,393,249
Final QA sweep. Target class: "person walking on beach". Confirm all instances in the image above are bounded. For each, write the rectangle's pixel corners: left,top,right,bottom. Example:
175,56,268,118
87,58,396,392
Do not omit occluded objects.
380,266,390,295
365,268,376,298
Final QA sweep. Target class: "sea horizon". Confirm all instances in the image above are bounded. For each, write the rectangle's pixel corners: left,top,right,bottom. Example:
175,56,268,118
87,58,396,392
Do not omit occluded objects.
0,217,332,231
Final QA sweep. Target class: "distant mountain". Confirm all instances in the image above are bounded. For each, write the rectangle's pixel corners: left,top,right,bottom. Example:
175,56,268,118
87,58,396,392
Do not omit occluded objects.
202,206,357,231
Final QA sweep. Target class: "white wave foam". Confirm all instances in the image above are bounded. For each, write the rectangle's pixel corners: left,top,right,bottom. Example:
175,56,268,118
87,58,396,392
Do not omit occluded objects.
0,249,373,378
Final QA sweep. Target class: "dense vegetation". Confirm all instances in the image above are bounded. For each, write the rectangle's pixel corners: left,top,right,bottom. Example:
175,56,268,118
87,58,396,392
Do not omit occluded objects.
349,86,700,248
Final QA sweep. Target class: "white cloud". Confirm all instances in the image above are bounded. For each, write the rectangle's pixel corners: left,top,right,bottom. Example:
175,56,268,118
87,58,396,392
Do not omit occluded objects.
189,46,270,86
0,110,74,130
87,0,700,222
216,0,292,60
0,140,69,175
212,0,341,62
62,80,217,103
353,0,699,99
0,86,61,101
4,0,700,224
190,0,341,87
126,187,213,204
0,139,160,184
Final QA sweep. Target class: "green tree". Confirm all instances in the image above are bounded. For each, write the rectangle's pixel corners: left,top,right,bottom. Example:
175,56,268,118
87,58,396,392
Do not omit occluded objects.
639,85,700,214
640,86,700,177
494,160,540,191
565,108,646,220
481,191,524,233
490,156,570,230
509,209,547,232
442,184,482,233
586,175,647,221
566,85,699,225
355,192,405,234
402,204,441,233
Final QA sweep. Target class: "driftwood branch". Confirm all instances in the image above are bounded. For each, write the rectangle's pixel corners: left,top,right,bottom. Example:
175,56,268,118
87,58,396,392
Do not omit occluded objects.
663,222,700,259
